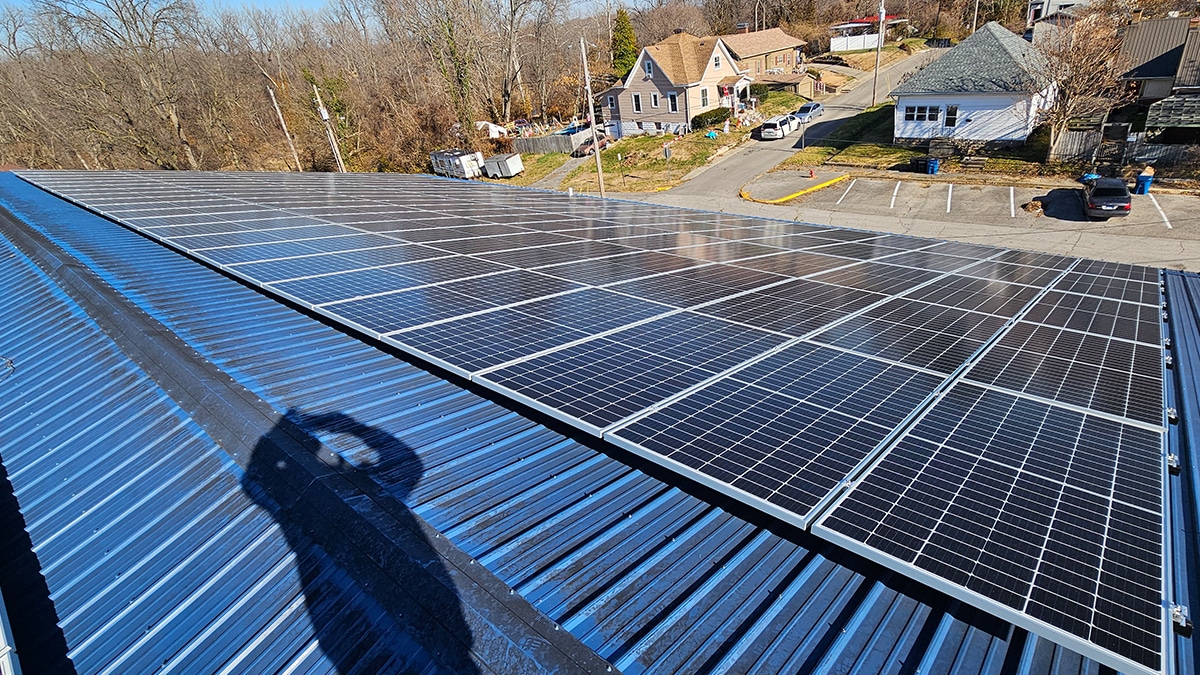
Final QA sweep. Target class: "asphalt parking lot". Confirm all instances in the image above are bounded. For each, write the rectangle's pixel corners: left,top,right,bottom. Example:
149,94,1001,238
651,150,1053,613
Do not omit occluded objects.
795,176,1195,234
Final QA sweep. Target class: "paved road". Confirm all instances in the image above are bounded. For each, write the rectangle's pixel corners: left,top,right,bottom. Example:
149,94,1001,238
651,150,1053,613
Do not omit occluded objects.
668,49,944,198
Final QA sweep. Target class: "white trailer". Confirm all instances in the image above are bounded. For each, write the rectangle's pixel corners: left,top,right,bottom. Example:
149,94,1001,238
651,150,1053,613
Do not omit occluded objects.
483,153,524,178
430,149,485,179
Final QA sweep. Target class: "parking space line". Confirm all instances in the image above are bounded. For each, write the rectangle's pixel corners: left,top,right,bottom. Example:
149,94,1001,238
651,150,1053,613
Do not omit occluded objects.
836,179,857,205
946,184,953,213
1148,193,1172,229
1010,187,1015,218
890,181,900,209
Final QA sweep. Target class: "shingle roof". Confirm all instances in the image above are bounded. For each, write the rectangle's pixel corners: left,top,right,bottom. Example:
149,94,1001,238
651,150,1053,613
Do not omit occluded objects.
1121,17,1191,79
1147,93,1200,126
890,22,1051,95
641,31,720,85
716,27,804,60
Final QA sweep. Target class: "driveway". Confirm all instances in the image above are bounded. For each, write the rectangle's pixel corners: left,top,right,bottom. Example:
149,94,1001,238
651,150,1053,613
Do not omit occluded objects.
668,49,944,199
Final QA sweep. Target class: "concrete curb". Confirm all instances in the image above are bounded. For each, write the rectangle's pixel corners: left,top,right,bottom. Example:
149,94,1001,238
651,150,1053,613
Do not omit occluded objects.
740,174,849,204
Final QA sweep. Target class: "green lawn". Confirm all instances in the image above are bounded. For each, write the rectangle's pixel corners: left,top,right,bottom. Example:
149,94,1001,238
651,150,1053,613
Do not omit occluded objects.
480,152,570,187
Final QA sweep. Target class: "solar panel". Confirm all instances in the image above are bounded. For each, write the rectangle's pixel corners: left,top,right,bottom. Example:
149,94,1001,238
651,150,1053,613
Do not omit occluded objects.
815,383,1164,675
17,170,1172,675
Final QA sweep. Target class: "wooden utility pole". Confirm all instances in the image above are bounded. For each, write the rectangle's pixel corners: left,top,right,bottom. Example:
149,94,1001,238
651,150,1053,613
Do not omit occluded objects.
312,84,347,173
267,85,303,171
871,0,886,107
580,37,606,197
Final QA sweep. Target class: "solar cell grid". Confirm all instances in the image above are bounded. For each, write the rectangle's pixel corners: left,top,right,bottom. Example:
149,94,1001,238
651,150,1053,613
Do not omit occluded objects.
903,275,1043,317
956,260,1063,287
804,240,908,260
537,250,702,285
809,262,944,295
400,309,593,374
695,280,883,337
226,244,444,279
1054,272,1160,305
479,240,636,268
816,383,1164,675
729,250,852,277
169,226,358,249
811,299,1010,373
878,249,978,272
1022,290,1162,344
482,312,787,430
965,322,1162,423
194,240,337,265
606,264,787,308
421,231,579,255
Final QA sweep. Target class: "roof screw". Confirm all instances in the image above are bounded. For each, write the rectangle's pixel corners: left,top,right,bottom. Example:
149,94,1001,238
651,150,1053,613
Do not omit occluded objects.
1167,454,1181,474
1166,354,1174,368
1165,338,1172,349
1163,311,1170,322
1167,407,1179,423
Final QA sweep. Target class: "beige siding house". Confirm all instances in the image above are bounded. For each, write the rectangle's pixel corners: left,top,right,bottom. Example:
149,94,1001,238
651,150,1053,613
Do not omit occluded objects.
717,28,805,79
602,31,751,138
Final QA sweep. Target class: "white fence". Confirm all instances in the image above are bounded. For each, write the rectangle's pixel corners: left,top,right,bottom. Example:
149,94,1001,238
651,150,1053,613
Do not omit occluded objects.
831,33,880,52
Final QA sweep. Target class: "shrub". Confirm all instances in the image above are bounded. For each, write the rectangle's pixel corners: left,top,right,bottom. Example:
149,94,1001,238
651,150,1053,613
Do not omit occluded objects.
691,107,732,130
748,83,771,101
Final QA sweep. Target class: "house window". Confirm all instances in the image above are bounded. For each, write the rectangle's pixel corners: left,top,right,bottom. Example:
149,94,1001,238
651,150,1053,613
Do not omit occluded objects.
607,95,615,109
652,93,660,108
700,87,708,107
632,93,642,113
904,105,940,121
775,54,783,65
714,55,721,69
668,92,678,113
644,60,653,77
756,61,761,74
944,105,958,127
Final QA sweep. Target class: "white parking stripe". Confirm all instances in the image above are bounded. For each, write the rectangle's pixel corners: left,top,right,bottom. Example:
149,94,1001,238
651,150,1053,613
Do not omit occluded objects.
1010,186,1016,218
946,184,953,213
1148,193,1172,229
836,179,857,205
890,181,900,209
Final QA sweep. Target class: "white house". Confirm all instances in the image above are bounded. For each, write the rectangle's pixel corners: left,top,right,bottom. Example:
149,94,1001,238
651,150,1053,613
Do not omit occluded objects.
890,22,1055,144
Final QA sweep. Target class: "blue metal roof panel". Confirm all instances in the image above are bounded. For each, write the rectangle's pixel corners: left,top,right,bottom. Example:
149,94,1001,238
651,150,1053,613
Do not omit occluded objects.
3,172,1194,675
0,229,445,673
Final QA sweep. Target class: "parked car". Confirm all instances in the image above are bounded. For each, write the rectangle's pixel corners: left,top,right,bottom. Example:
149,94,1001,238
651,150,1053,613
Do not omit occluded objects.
793,102,825,123
782,114,801,133
572,136,612,157
759,116,789,140
1081,178,1132,219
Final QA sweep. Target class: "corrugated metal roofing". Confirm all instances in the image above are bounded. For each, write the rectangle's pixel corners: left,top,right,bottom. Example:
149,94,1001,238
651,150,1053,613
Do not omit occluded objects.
890,22,1050,95
1174,26,1200,89
1121,17,1191,80
1,172,1195,675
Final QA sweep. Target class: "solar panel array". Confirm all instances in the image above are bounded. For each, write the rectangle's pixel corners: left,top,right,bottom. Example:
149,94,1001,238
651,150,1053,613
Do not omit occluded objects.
17,170,1169,675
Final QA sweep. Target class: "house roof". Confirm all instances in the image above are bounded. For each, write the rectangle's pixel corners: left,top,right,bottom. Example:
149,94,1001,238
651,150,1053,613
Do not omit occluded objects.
1,170,1198,675
1147,93,1200,126
890,22,1050,95
640,31,720,85
1121,17,1191,79
1175,23,1200,88
715,27,804,61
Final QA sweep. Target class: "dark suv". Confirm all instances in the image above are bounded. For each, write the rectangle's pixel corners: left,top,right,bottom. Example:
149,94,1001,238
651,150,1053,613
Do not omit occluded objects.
1082,178,1132,219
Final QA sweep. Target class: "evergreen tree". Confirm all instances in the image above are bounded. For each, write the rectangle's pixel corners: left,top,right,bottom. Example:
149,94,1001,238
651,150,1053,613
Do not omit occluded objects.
611,9,638,79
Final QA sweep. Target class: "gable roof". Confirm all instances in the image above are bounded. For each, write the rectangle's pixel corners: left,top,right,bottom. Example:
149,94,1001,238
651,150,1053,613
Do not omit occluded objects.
890,22,1051,95
639,31,721,85
716,27,804,60
1172,23,1200,88
1121,17,1191,79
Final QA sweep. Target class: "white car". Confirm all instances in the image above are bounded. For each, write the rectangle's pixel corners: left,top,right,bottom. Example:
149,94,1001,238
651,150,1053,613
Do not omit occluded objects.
759,116,791,140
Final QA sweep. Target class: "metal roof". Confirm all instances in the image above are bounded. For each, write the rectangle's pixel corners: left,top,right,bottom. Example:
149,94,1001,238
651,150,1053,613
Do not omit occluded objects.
0,171,1196,675
890,22,1051,96
1121,17,1191,80
1175,25,1200,89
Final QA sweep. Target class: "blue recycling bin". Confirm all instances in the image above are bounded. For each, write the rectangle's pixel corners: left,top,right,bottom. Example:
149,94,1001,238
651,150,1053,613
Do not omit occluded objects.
1135,175,1153,194
927,158,940,175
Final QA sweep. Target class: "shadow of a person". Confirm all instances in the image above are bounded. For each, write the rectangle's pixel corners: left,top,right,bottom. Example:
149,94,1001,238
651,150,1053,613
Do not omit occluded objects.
241,408,480,674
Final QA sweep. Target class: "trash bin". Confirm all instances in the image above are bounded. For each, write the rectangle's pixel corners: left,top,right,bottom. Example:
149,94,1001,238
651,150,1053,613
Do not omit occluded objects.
927,158,940,175
1135,175,1153,194
911,157,929,173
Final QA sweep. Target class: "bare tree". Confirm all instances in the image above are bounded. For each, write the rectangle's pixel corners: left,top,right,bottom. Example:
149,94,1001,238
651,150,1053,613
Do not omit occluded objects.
1033,9,1133,158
